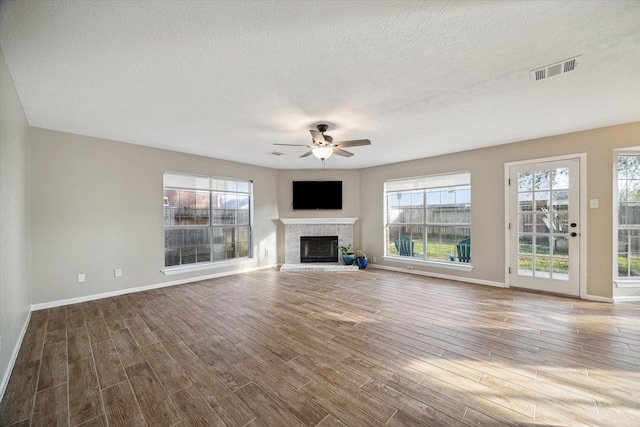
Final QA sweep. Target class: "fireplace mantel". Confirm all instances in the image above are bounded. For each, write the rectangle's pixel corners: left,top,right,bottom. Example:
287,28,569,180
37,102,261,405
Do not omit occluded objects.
280,218,357,225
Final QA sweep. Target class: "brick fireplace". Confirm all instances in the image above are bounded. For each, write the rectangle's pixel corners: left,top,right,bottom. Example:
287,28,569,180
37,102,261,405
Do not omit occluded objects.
280,218,357,265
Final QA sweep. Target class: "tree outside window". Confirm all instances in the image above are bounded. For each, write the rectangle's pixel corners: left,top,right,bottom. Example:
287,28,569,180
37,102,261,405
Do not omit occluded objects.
617,155,640,278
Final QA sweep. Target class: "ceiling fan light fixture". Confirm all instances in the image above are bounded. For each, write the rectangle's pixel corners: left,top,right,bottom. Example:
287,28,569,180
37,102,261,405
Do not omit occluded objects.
312,146,333,160
273,123,370,163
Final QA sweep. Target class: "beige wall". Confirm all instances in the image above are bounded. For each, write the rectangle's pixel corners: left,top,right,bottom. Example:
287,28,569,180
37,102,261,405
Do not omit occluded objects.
30,128,280,305
0,48,32,393
360,122,640,299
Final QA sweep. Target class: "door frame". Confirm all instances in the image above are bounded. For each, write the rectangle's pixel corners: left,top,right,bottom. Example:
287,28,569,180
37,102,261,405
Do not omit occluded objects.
504,153,587,298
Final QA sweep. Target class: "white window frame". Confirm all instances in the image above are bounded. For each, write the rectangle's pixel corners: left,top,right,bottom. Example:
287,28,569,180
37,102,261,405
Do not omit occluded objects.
383,172,473,271
163,172,253,272
614,150,640,288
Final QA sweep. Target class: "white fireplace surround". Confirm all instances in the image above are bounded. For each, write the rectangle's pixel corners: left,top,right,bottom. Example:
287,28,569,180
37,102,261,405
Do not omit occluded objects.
280,218,357,265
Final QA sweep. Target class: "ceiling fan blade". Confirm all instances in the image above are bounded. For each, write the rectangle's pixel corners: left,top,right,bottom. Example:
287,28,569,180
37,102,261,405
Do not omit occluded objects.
300,151,313,158
333,139,371,147
332,148,354,157
274,143,309,147
310,130,326,144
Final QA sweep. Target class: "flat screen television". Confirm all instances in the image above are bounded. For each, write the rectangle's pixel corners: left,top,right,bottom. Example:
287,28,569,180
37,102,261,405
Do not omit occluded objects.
292,181,342,210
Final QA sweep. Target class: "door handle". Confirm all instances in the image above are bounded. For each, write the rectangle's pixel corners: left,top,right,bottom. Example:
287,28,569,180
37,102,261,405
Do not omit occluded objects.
571,232,577,237
570,223,577,228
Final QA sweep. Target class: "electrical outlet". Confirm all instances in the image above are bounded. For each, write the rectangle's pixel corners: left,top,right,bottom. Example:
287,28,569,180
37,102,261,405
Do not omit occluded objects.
78,273,86,283
372,257,377,263
114,268,122,277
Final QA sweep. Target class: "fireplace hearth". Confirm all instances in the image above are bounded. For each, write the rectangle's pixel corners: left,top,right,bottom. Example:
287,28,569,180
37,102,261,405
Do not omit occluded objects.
300,236,338,263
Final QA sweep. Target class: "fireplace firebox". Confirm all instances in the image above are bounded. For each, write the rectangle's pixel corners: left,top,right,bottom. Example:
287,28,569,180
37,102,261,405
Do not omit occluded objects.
300,236,339,263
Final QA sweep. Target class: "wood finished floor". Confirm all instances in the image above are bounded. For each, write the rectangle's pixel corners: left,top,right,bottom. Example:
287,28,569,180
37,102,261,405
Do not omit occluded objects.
1,269,639,426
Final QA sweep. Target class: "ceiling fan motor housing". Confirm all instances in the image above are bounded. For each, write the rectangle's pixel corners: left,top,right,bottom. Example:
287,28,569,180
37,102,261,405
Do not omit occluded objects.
316,124,329,133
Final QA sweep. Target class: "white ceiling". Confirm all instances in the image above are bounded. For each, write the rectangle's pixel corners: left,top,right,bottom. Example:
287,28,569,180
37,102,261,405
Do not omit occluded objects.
1,1,639,169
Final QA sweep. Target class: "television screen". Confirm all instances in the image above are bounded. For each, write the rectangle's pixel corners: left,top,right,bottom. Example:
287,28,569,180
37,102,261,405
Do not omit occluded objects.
292,181,342,210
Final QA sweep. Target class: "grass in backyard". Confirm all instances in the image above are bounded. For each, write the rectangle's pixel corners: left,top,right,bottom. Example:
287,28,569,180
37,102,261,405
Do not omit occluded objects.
388,241,459,261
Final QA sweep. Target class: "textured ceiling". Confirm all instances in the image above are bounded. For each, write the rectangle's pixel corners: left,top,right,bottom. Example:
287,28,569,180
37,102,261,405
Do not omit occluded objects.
1,0,639,169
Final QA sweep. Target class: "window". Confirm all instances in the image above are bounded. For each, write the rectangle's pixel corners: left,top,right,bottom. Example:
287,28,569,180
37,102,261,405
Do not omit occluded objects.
617,154,640,281
385,172,471,262
163,172,252,268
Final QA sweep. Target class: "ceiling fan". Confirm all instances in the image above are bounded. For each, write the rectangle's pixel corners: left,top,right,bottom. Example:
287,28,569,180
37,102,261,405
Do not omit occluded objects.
274,124,371,161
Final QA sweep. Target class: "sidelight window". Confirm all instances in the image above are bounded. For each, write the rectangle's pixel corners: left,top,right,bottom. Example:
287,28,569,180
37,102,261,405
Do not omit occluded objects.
617,154,640,281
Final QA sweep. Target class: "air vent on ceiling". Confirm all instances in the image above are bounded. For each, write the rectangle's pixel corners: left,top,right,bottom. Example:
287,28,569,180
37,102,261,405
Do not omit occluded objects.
531,56,581,82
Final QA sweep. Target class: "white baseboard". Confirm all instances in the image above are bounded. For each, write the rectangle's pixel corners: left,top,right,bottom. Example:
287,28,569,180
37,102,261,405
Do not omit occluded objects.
0,310,31,401
613,295,640,303
369,264,623,302
369,264,621,302
31,263,277,311
369,263,507,288
584,294,615,303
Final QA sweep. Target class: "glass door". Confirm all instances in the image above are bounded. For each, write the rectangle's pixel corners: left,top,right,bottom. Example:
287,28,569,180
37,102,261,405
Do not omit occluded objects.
508,158,580,296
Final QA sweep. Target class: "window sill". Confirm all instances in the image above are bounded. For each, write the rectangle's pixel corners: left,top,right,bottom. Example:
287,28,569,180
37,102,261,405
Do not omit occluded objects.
383,256,474,272
615,279,640,288
163,258,253,276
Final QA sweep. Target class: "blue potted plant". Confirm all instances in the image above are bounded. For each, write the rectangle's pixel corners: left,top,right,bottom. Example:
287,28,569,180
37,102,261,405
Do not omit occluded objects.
355,250,368,269
338,244,354,265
